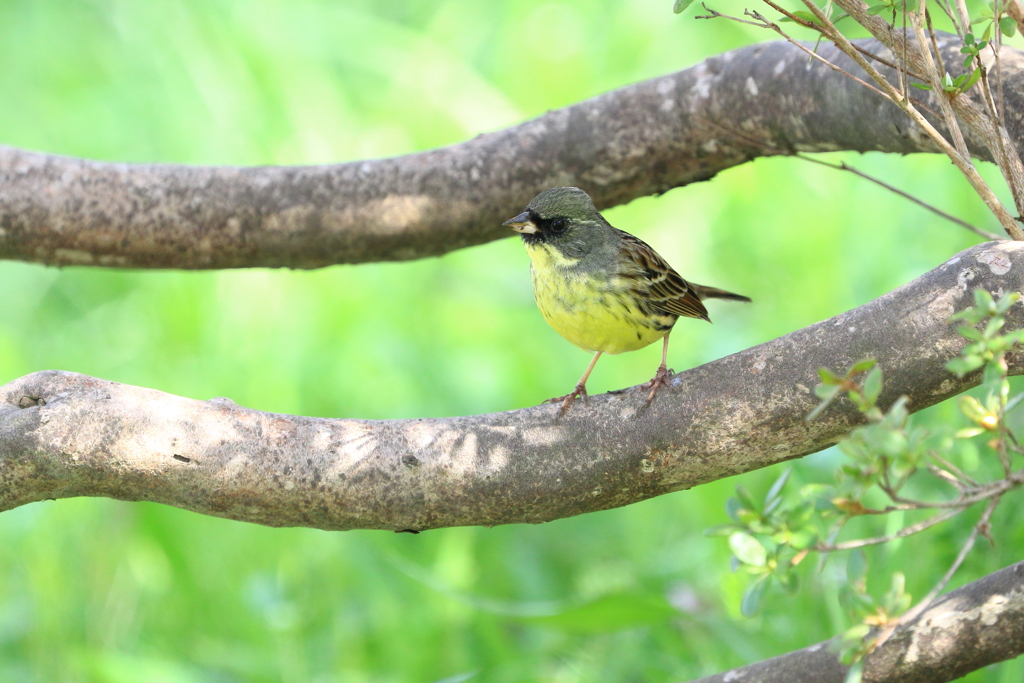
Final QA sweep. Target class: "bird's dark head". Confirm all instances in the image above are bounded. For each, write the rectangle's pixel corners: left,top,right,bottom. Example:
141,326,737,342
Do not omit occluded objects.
503,187,604,254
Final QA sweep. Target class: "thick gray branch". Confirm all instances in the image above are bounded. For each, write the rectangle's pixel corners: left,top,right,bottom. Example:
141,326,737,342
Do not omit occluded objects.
692,560,1024,683
2,241,1024,529
0,37,1021,269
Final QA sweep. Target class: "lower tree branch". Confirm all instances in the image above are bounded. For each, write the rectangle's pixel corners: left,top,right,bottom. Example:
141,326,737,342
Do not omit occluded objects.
2,242,1024,530
692,559,1024,683
0,37,1020,269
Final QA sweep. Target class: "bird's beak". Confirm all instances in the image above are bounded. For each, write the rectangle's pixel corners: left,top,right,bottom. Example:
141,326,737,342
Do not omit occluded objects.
503,211,538,234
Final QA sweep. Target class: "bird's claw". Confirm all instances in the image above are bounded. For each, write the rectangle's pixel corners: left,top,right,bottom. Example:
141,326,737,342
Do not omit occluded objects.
544,384,589,416
639,364,673,412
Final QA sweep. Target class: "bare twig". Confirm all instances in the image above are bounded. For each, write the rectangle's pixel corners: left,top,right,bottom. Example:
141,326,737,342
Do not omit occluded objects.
894,496,1001,626
830,0,1024,237
712,0,1024,238
911,2,973,160
803,157,1003,240
818,507,965,550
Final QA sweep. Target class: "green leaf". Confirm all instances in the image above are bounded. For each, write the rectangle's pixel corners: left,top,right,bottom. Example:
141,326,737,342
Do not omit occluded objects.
785,10,823,24
815,383,842,402
847,549,868,584
841,623,872,642
765,468,792,507
672,0,696,13
996,291,1021,314
1000,15,1018,37
741,575,769,617
726,497,743,522
866,3,890,14
960,395,988,421
956,427,986,438
964,32,976,45
974,288,996,311
961,67,983,92
862,367,883,407
957,325,984,341
1005,391,1024,413
983,359,1005,389
776,566,800,593
819,367,841,384
984,316,1005,337
730,532,768,567
788,529,817,550
705,523,742,537
910,81,933,90
850,358,877,374
735,485,758,512
947,354,985,376
845,660,865,683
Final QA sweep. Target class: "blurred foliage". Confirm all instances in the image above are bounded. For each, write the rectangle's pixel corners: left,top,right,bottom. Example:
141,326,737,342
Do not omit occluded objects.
1,0,1024,681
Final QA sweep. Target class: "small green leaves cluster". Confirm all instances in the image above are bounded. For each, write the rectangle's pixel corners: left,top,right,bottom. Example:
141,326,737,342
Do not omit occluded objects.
712,289,1024,676
974,1,1019,40
948,289,1024,377
909,69,983,96
833,559,911,683
706,468,817,616
949,290,1024,443
865,0,918,20
960,33,989,68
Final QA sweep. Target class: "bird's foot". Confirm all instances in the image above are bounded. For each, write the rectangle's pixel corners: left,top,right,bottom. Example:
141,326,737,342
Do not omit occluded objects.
544,383,589,416
639,364,674,412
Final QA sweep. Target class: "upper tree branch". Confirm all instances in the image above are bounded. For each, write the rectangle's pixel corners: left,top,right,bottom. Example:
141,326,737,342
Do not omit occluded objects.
0,36,1021,270
2,241,1023,530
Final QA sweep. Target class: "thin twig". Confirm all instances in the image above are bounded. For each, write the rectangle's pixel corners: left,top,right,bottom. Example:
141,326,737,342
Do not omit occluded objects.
926,9,945,78
692,115,1002,241
700,6,896,100
910,3,972,161
852,43,927,81
899,496,1000,623
934,0,961,33
808,0,1024,237
929,450,980,487
927,462,967,489
818,507,965,550
806,157,999,240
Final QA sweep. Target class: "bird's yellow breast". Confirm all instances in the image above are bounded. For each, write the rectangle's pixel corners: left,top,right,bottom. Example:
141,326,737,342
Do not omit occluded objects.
525,242,673,355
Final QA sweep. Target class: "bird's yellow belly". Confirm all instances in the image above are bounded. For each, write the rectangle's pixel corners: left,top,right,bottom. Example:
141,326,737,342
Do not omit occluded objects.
527,245,672,355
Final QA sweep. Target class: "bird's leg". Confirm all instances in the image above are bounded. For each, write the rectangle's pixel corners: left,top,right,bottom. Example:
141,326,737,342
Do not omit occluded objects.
545,352,602,415
641,333,674,410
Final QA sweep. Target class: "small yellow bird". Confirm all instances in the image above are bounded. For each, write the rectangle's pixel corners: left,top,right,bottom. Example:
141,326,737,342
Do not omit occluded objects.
504,187,750,414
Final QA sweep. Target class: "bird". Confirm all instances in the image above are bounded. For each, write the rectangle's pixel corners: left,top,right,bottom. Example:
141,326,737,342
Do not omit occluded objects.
504,186,750,415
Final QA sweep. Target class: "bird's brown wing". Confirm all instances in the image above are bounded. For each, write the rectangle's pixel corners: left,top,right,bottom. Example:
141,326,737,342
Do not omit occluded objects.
616,229,710,322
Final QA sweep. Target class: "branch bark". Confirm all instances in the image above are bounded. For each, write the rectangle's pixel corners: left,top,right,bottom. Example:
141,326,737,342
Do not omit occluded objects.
0,37,1021,269
692,560,1024,683
2,241,1024,531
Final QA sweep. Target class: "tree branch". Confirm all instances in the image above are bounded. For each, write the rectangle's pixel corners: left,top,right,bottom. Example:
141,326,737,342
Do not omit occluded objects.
691,560,1024,683
2,241,1024,531
0,37,1021,269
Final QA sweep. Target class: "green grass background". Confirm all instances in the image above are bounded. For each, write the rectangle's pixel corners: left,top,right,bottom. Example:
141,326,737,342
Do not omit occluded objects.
1,1,1023,681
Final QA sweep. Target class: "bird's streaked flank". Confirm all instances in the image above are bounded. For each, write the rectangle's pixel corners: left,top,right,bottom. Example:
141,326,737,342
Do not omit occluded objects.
505,187,750,414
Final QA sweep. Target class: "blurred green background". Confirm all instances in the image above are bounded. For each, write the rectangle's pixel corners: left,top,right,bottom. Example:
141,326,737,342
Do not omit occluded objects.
1,1,1023,681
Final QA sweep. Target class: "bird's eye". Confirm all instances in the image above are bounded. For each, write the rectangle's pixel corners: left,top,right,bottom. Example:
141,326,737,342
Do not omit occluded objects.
551,218,567,232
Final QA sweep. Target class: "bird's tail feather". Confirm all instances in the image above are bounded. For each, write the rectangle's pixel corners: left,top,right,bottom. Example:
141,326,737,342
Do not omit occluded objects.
692,284,752,303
